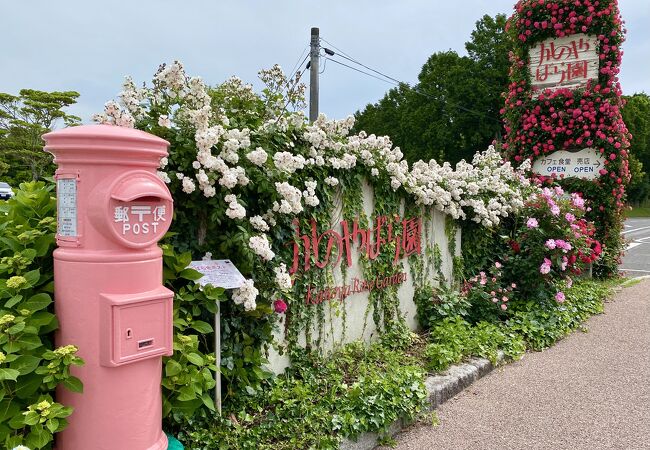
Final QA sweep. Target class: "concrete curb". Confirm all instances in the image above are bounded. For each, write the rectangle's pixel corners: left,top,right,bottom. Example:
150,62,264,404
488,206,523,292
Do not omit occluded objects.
339,352,505,450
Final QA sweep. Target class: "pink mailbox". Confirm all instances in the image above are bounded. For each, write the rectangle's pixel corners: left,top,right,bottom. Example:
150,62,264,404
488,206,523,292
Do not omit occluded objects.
43,124,173,450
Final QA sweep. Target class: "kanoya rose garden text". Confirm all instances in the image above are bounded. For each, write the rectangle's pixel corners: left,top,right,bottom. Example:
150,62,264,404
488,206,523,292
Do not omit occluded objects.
289,215,422,305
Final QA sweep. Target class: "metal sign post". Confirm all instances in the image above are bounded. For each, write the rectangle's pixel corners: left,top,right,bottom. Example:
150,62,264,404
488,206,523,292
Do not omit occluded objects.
188,259,246,417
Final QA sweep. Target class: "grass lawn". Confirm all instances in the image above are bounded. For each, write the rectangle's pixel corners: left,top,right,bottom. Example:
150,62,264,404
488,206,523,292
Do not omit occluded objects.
625,207,650,218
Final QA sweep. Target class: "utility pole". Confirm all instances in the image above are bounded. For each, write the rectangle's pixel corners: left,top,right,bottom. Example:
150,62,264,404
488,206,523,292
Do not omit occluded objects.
309,27,319,123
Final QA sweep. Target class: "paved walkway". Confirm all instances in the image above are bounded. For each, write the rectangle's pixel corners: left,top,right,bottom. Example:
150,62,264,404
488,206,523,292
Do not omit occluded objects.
388,279,650,450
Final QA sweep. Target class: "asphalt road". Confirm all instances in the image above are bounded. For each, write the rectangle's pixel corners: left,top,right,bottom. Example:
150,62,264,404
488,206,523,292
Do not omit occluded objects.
384,279,650,450
620,218,650,278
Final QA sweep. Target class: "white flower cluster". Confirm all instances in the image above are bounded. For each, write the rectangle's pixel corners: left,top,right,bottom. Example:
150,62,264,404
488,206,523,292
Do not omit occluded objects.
248,235,275,261
324,176,339,186
249,215,269,231
303,180,319,207
225,194,246,220
274,263,292,291
247,147,268,166
232,279,258,311
92,100,135,128
273,182,303,215
274,151,306,174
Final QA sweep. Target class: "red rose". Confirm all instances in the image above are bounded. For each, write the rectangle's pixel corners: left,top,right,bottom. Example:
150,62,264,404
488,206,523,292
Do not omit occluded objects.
509,240,521,253
273,299,287,314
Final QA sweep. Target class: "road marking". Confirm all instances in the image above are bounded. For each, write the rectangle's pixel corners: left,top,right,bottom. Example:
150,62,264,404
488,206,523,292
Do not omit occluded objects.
622,225,650,235
619,268,650,273
627,242,642,250
637,236,650,243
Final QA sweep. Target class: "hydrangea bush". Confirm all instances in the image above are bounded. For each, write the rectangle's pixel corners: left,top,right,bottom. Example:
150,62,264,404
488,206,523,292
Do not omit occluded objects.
0,182,84,449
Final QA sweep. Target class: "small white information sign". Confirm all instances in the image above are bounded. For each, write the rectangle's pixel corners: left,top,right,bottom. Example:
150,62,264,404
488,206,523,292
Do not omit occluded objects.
532,148,605,180
57,178,78,237
188,259,246,289
529,34,599,93
188,258,245,416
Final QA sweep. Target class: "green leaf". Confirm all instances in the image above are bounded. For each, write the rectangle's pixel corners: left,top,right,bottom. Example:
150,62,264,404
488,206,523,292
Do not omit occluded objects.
26,311,56,328
191,320,213,334
0,399,20,424
26,425,51,449
15,373,43,399
0,237,21,252
177,385,197,401
0,368,20,381
179,268,203,281
201,392,216,411
165,359,182,377
186,353,204,366
4,295,23,308
62,376,83,393
10,355,40,375
6,321,26,335
169,398,202,416
34,235,54,257
5,334,42,352
23,269,40,287
22,293,52,312
46,417,59,433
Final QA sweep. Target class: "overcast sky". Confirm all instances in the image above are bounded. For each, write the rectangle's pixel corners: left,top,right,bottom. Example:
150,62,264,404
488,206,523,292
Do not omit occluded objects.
2,1,648,123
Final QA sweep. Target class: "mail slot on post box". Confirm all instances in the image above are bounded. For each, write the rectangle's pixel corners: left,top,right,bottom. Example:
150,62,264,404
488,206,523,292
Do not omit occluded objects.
100,286,173,367
107,171,173,248
43,124,173,450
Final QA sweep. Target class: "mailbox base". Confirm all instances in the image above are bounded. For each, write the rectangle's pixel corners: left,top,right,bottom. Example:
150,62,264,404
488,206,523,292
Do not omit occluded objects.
54,252,169,450
148,431,169,450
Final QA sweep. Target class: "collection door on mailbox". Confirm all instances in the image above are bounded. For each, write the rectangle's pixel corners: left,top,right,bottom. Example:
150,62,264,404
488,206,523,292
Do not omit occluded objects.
44,124,174,450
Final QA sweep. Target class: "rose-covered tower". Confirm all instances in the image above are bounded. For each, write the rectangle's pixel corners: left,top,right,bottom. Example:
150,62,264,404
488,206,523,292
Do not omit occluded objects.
502,0,630,276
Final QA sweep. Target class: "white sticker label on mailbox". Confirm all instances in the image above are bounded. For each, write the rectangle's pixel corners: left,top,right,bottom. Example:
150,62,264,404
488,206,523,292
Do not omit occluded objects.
189,259,246,290
57,178,78,237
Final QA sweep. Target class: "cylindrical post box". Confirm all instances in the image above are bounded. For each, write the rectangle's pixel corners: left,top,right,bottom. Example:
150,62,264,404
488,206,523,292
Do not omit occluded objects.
43,124,174,450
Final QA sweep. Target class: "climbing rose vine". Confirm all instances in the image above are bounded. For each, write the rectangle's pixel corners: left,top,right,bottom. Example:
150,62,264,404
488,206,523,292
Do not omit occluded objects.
95,61,535,312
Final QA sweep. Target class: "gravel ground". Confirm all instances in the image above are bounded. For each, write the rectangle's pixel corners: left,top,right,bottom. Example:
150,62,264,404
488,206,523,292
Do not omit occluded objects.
386,279,650,450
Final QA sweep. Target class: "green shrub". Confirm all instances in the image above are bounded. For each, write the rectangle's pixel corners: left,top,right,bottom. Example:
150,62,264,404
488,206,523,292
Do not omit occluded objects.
177,338,427,449
414,284,471,331
506,280,609,350
0,182,84,449
424,317,525,372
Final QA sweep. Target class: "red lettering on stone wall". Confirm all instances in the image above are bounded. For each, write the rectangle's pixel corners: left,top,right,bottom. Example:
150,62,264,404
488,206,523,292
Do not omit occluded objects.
289,215,422,274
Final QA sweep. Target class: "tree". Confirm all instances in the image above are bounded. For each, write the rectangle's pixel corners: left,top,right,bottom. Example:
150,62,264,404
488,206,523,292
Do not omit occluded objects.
354,14,510,165
621,93,650,204
0,89,81,183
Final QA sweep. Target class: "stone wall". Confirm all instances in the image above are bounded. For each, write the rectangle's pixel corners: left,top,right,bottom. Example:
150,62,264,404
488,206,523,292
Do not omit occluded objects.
267,179,461,374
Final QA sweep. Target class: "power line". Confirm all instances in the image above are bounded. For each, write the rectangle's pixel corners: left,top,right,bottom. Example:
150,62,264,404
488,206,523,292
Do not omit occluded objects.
323,57,400,86
288,45,310,82
319,37,500,124
321,37,402,85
